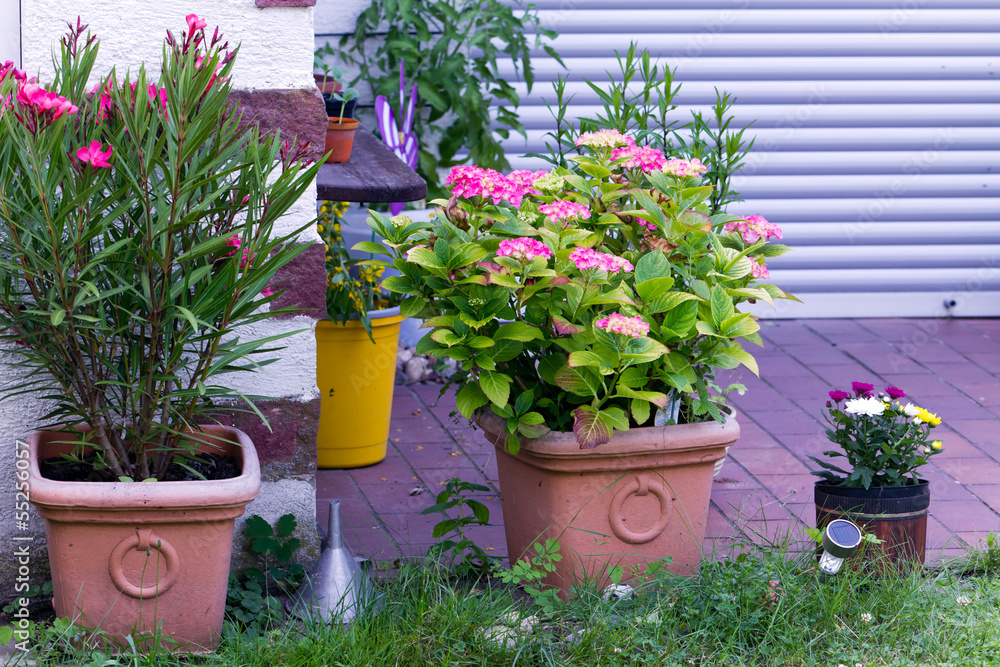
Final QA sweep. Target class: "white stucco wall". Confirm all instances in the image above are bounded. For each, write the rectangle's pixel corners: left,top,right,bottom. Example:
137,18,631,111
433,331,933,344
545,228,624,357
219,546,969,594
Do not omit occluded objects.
1,0,322,597
22,1,314,89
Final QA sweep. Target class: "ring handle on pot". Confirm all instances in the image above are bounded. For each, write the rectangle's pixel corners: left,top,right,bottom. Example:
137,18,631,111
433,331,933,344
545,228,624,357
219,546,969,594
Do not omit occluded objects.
608,473,672,544
109,528,180,599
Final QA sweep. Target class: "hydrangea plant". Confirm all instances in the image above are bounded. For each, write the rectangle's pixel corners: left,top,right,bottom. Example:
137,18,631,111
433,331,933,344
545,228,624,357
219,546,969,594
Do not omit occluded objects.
364,128,794,450
812,382,944,488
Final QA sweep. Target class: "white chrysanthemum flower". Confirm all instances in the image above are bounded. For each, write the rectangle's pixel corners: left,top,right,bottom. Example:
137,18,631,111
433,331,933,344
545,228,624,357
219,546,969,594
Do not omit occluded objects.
844,397,886,417
902,403,920,417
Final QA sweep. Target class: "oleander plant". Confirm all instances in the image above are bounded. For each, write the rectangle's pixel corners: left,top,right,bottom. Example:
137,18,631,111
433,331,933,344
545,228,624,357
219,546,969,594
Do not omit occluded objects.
364,128,795,450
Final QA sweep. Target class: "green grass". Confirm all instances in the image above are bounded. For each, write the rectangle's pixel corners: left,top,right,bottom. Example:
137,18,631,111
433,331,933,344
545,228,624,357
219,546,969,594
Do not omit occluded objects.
15,538,1000,667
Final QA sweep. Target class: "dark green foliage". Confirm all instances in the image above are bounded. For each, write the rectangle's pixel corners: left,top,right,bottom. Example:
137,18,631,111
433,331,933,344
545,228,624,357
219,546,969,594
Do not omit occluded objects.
421,477,497,578
337,0,560,198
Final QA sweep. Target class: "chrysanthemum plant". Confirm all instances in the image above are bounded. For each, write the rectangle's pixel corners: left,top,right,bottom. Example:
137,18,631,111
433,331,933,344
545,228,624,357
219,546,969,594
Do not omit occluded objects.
0,17,321,481
363,128,794,450
811,382,943,489
317,200,400,339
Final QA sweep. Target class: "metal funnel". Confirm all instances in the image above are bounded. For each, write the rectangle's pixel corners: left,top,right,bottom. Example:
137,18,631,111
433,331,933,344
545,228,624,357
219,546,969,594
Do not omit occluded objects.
290,500,373,623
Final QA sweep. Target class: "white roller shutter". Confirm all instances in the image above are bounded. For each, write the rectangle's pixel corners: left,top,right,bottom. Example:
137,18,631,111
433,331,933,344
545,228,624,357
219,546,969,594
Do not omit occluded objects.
501,0,1000,318
0,0,19,66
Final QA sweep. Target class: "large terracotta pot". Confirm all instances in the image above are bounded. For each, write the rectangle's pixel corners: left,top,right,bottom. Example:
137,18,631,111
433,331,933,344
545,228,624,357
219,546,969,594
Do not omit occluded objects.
28,425,261,652
815,480,929,571
478,410,740,594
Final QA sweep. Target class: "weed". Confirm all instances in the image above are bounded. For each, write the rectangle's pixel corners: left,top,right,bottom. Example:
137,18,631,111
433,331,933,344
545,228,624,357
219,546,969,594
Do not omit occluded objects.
421,478,498,578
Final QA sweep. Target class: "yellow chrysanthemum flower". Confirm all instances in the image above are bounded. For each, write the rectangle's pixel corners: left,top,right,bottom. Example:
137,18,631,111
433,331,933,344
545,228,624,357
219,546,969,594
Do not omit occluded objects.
916,408,941,426
931,440,943,450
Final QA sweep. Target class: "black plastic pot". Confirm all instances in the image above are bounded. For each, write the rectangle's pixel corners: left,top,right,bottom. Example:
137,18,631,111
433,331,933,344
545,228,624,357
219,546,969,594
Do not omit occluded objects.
324,95,357,120
815,480,930,570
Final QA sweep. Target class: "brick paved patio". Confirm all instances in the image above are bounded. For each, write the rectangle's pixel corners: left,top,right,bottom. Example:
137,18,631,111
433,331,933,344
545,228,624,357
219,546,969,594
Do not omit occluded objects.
317,318,1000,567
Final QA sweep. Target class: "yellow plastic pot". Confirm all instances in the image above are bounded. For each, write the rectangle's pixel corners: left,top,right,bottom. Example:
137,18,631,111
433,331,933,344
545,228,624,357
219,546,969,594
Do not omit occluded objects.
316,307,404,468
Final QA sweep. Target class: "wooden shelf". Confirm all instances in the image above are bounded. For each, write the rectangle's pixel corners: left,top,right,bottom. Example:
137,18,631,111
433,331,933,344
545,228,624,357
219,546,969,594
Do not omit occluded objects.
316,124,427,204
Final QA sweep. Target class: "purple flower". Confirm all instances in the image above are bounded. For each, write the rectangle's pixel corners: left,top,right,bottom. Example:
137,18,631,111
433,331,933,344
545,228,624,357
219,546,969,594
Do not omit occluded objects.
884,386,907,399
829,390,851,403
851,382,875,397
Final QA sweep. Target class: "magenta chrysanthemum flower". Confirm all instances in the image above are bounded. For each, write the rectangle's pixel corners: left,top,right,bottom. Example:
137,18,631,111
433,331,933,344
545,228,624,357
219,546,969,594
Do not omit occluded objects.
538,200,591,225
884,386,907,399
724,215,783,244
851,382,875,397
574,129,635,149
595,312,650,338
829,390,851,402
662,157,707,178
496,237,552,261
568,247,633,273
610,144,667,173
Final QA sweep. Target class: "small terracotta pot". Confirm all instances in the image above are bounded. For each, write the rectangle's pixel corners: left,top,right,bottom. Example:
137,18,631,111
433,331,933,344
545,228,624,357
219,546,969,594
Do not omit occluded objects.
28,425,261,652
478,410,740,594
313,73,342,95
325,117,359,164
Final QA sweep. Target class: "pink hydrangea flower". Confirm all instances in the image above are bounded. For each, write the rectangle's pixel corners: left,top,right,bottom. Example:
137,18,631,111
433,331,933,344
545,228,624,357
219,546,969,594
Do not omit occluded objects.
574,129,634,149
506,169,549,191
595,312,650,338
75,141,112,169
610,144,667,173
724,215,783,244
749,257,769,279
496,237,552,261
445,166,534,207
538,200,591,225
568,247,633,273
662,157,707,178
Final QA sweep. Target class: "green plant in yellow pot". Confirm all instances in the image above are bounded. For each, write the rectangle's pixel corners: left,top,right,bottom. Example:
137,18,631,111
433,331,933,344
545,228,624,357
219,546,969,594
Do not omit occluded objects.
315,201,403,468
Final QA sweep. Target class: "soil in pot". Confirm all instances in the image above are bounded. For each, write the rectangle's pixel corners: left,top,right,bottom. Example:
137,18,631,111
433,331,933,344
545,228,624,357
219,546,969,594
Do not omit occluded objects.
815,480,929,571
40,450,240,482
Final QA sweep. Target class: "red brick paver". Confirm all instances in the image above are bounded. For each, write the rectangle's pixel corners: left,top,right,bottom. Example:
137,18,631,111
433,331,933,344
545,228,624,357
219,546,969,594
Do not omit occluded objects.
316,318,1000,566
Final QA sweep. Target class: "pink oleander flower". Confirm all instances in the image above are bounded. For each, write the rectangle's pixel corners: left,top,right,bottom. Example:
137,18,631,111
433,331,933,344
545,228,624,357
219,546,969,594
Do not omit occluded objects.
662,157,707,178
568,247,633,273
595,312,650,338
445,165,532,207
186,13,207,32
724,215,783,244
129,82,168,113
538,200,591,225
574,128,635,149
750,257,769,279
260,282,275,298
75,141,112,169
17,82,78,120
496,237,552,261
610,144,666,173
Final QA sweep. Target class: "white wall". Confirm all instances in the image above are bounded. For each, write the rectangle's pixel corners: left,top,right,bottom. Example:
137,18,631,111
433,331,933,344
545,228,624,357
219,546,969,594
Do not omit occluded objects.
0,0,18,65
